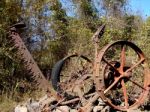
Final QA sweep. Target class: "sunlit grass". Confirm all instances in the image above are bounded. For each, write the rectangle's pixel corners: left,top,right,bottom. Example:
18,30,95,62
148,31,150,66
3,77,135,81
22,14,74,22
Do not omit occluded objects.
0,89,45,112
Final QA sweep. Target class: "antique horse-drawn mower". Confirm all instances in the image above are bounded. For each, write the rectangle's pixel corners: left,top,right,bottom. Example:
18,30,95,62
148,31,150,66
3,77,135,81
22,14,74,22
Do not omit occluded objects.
9,22,150,111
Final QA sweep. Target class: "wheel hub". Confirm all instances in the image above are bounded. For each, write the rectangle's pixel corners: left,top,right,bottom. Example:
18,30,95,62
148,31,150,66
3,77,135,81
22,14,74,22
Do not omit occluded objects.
104,61,132,90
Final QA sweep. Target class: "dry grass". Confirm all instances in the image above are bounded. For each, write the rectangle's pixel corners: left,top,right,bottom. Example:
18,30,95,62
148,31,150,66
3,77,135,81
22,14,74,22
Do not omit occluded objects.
0,89,45,112
0,97,17,112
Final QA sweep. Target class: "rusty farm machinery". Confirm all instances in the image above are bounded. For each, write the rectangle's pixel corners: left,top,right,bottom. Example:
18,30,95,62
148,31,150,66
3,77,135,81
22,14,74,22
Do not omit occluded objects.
8,22,150,111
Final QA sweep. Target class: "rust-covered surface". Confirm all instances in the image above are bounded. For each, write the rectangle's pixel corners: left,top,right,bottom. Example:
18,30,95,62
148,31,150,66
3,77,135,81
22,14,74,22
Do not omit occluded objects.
8,23,59,99
94,40,150,111
9,23,150,111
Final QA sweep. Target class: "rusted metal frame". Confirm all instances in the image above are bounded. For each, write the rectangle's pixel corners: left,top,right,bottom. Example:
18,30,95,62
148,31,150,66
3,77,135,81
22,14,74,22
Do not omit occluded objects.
58,25,106,111
119,43,149,110
79,93,100,112
61,92,96,105
78,24,106,112
95,40,150,111
9,22,149,111
58,25,106,110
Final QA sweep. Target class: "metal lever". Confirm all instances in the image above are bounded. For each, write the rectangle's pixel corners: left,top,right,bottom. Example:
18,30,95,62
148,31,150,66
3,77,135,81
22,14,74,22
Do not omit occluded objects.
92,24,106,43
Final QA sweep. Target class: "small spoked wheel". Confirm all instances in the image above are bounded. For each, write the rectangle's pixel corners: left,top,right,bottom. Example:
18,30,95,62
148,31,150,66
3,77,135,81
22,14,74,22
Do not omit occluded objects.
51,54,94,102
96,41,150,111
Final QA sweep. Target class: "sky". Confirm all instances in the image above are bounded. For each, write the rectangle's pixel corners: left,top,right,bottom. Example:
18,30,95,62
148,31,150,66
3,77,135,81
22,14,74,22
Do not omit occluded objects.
130,0,150,18
60,0,150,19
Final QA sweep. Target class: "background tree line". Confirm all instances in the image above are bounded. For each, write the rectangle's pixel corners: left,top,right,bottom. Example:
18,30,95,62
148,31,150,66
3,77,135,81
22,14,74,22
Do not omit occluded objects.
0,0,150,110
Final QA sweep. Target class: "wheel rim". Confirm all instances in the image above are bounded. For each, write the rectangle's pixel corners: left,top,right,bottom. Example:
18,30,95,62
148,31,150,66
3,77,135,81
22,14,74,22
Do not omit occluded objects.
57,54,94,100
95,41,150,111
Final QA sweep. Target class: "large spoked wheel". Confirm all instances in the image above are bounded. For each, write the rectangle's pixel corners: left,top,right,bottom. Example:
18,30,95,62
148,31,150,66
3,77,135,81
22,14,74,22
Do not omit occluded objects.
95,41,150,111
51,54,94,101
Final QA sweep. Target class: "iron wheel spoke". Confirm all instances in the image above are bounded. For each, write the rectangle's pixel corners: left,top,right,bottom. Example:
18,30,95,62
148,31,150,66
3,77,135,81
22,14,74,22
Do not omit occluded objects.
102,57,120,74
129,79,146,91
120,44,126,71
104,77,121,94
126,59,145,73
121,79,129,109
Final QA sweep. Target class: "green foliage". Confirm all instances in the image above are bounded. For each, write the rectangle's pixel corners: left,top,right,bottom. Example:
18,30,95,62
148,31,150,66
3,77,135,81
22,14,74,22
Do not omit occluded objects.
136,17,150,65
1,1,150,110
123,15,137,40
102,0,127,17
67,19,94,56
0,0,21,27
72,0,99,30
50,0,68,38
0,0,22,94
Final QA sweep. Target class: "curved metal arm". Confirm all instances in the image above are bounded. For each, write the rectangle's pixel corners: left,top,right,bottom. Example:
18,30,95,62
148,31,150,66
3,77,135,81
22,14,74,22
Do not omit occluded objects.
10,22,26,29
92,24,106,43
